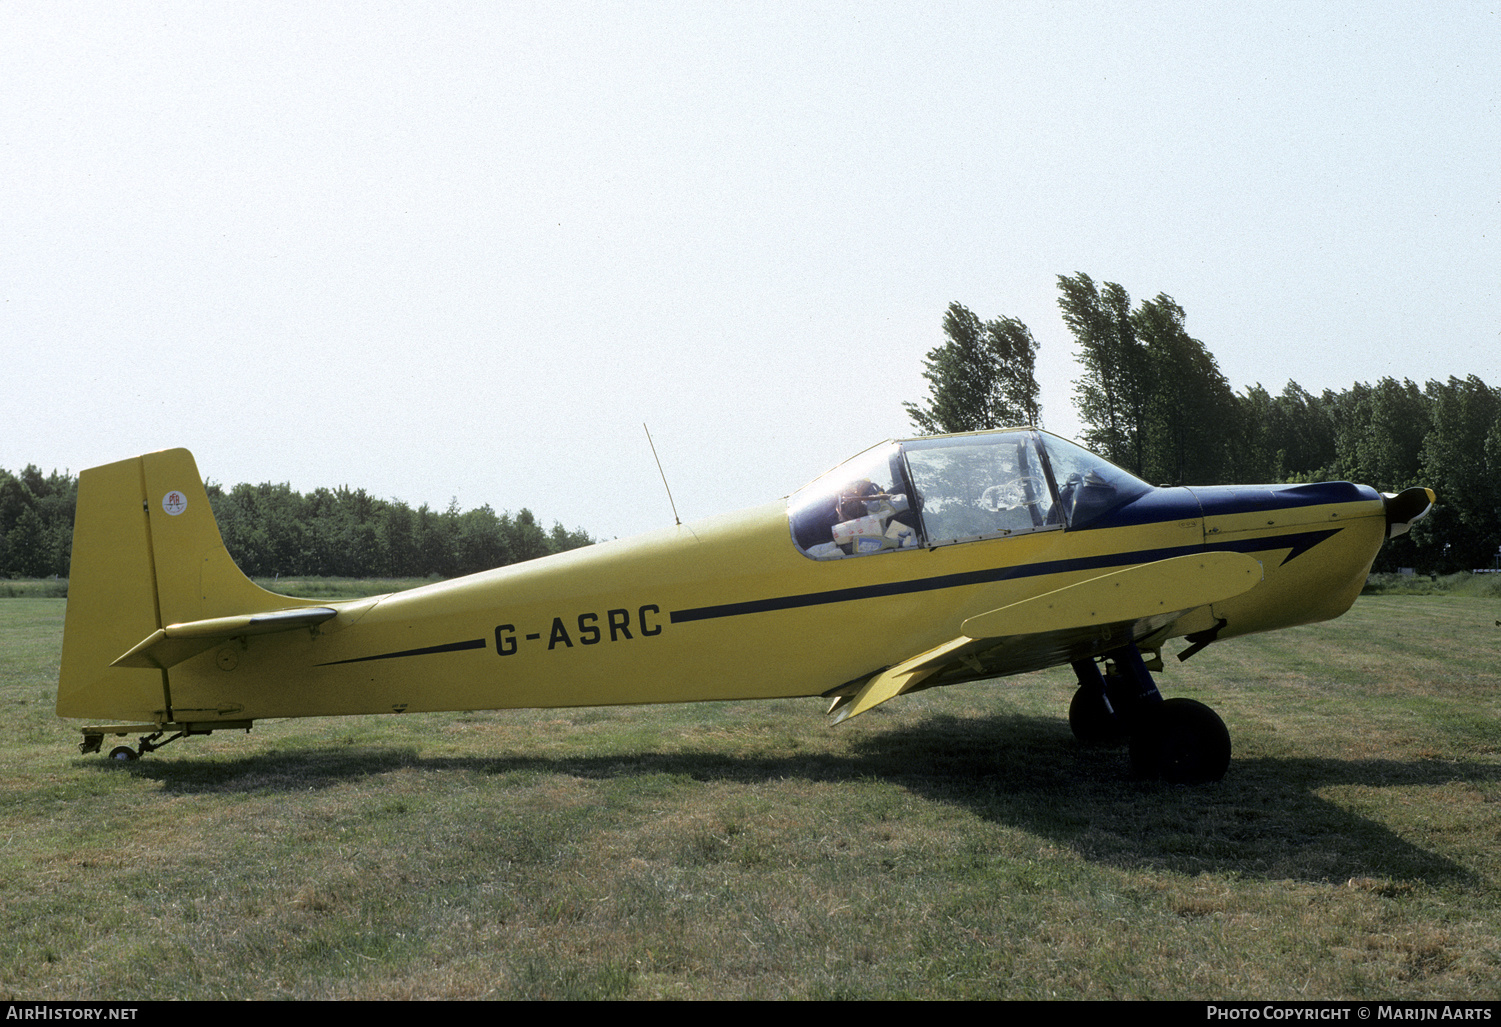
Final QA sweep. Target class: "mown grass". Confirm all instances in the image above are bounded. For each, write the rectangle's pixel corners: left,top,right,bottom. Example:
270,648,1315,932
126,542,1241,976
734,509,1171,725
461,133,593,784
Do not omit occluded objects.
2,595,1498,999
247,577,435,600
0,579,68,599
1364,571,1501,598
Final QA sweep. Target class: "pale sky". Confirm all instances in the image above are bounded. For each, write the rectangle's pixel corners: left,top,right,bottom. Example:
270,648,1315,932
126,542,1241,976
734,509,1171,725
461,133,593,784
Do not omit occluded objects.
3,2,1497,540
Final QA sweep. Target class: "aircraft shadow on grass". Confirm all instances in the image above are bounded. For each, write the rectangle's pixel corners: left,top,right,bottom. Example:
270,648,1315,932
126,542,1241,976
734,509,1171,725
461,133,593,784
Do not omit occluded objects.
100,710,1489,887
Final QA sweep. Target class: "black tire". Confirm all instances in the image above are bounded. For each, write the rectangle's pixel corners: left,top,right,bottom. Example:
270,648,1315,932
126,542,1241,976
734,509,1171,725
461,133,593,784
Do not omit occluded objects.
1129,698,1230,783
108,745,138,761
1069,686,1125,746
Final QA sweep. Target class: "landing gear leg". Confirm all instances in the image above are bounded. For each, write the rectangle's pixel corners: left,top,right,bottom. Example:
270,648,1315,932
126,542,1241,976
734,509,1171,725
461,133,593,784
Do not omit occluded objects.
1073,644,1231,783
1069,646,1161,745
1068,659,1125,746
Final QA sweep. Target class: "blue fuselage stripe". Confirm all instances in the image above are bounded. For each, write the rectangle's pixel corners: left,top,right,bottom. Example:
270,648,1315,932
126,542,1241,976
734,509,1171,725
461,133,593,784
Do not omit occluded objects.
667,529,1340,625
320,526,1344,661
316,637,488,666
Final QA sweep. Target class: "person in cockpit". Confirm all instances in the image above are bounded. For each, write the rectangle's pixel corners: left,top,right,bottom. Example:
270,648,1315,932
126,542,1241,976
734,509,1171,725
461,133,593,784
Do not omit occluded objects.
831,480,916,555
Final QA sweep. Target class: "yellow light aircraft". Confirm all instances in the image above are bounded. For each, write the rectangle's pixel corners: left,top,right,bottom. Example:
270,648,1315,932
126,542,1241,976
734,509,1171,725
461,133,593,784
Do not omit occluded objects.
57,429,1434,782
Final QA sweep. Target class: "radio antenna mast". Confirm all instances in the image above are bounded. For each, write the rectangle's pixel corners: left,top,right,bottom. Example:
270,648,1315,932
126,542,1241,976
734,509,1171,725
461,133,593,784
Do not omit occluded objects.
643,423,681,526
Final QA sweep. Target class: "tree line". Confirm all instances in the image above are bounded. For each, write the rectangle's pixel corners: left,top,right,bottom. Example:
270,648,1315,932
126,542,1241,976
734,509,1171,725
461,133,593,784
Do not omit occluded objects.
0,466,75,579
8,274,1496,578
907,273,1500,574
0,467,594,580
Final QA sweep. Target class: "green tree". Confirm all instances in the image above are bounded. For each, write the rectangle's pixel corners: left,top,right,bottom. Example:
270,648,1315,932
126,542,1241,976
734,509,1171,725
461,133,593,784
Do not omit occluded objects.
0,466,77,577
1061,276,1236,484
1330,378,1429,492
1229,384,1278,482
548,522,594,554
6,507,50,578
504,509,552,564
303,486,383,577
1264,382,1338,480
378,501,418,577
1132,293,1236,485
452,504,506,576
412,503,457,579
904,301,1041,435
1413,375,1500,571
2,458,592,580
212,482,310,577
1058,274,1148,472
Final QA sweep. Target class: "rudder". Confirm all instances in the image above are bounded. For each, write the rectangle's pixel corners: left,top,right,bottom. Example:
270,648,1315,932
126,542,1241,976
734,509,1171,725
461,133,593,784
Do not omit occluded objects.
57,449,300,723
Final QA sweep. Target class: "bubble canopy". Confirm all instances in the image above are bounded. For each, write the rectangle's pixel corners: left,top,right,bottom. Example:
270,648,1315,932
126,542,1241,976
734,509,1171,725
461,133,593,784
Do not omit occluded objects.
787,429,1153,560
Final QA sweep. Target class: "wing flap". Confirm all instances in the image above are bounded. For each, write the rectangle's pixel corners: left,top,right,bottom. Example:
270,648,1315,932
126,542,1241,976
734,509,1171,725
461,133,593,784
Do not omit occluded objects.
830,552,1262,724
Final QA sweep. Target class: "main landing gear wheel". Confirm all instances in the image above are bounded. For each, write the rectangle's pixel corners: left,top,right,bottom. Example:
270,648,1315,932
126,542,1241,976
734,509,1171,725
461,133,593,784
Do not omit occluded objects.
1129,698,1231,784
108,745,139,762
1068,686,1125,747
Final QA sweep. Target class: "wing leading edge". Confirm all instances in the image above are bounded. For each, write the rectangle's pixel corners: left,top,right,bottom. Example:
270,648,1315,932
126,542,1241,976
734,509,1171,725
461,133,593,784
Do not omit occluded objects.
827,551,1264,724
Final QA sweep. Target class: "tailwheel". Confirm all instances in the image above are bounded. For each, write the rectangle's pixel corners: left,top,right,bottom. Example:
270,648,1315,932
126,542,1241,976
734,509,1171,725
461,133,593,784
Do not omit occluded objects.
102,729,182,761
1129,698,1231,784
1068,685,1125,746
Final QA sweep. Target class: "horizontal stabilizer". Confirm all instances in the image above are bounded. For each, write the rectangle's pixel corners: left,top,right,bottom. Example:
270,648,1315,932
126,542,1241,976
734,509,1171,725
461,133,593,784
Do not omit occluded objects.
113,607,338,670
830,552,1262,724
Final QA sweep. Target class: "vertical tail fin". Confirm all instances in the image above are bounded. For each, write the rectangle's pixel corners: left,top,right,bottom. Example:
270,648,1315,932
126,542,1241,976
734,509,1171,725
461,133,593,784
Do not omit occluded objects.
57,448,303,723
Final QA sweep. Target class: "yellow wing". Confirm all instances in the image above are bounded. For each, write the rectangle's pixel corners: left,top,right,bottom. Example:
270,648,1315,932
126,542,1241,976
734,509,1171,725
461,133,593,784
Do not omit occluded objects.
828,551,1263,723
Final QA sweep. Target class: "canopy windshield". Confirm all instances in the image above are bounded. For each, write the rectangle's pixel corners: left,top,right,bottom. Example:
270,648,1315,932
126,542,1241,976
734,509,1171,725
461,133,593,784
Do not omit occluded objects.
1036,431,1154,529
788,430,1153,559
788,441,918,560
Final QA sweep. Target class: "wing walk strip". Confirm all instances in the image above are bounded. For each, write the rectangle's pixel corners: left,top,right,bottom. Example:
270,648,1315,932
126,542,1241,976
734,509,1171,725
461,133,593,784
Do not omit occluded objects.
314,529,1338,664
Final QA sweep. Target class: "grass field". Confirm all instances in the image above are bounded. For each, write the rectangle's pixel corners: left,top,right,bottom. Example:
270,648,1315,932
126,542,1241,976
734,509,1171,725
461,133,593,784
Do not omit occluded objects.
2,595,1498,999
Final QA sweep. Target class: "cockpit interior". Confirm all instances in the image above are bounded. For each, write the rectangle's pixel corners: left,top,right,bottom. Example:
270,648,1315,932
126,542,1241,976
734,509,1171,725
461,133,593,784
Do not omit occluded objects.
787,429,1153,559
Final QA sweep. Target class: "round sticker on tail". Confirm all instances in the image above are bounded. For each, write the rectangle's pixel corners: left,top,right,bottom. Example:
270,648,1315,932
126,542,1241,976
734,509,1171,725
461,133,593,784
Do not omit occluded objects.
162,491,187,516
